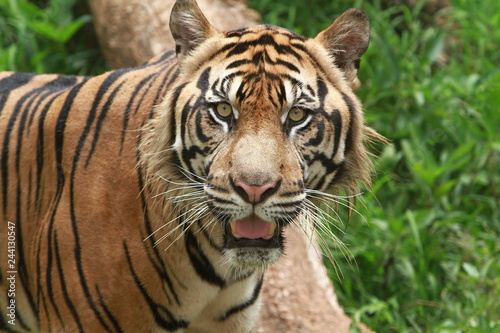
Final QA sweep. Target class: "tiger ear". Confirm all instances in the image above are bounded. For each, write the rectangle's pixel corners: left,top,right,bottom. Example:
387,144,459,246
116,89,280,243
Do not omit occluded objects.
315,9,370,85
169,0,219,62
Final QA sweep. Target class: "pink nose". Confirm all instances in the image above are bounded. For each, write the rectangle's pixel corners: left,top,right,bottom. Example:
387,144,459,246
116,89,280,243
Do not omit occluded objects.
234,181,278,203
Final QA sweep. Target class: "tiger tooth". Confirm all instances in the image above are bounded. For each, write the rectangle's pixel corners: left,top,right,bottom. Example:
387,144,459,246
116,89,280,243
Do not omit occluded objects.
266,223,276,239
230,221,239,238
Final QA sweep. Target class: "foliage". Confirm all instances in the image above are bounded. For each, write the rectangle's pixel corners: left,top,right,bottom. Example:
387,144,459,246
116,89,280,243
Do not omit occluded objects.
1,0,499,332
250,0,500,331
0,0,105,74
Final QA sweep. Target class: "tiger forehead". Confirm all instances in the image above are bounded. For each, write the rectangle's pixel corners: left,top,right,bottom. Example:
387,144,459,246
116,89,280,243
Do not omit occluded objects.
219,25,309,62
224,25,307,43
196,26,324,113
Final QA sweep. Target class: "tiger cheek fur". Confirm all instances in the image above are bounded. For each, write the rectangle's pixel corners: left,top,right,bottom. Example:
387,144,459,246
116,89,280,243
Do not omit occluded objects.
0,0,376,332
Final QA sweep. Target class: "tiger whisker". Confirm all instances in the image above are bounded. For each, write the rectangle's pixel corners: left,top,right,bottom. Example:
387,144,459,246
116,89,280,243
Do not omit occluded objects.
144,198,208,242
156,204,211,250
142,145,176,157
305,189,366,223
305,189,361,207
157,174,204,187
152,186,204,199
297,208,351,280
172,193,207,204
302,199,346,235
176,165,207,183
287,201,355,280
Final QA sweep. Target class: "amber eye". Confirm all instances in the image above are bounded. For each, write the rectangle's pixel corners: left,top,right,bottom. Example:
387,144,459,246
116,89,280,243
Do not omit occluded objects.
288,107,307,122
215,102,233,118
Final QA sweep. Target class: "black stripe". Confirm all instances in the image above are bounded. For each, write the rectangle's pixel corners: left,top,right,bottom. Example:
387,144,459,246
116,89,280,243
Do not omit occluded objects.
14,188,37,321
206,183,230,193
41,82,85,329
69,170,116,332
221,70,246,86
235,80,248,102
196,67,211,91
50,75,115,330
195,219,223,252
54,232,86,332
341,92,355,153
136,132,183,306
217,274,264,321
271,201,303,209
225,34,304,61
305,84,316,97
3,226,32,333
142,50,176,67
73,70,128,170
124,243,189,331
215,26,306,60
170,82,188,147
86,79,127,163
304,120,324,146
179,98,206,174
276,58,300,73
35,93,65,208
267,82,279,109
27,75,83,128
206,194,234,205
150,63,179,111
0,72,35,115
195,110,212,143
226,59,252,69
317,76,328,110
331,109,342,159
9,86,57,322
307,153,341,190
280,190,304,197
1,79,37,212
96,286,124,333
225,27,250,38
119,61,178,153
185,229,225,287
330,161,346,185
208,42,238,61
120,72,159,152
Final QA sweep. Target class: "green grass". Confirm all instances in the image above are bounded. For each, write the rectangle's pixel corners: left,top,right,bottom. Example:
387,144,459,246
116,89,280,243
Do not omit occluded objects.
1,0,499,332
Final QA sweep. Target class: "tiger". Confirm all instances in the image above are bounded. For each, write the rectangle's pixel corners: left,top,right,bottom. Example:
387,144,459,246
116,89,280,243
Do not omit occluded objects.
0,0,379,331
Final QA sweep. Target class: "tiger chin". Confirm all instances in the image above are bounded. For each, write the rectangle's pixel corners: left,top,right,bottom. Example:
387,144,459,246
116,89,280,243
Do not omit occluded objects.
0,0,378,331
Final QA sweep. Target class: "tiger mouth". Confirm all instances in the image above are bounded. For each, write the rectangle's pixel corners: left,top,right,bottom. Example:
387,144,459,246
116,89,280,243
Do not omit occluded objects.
224,214,282,249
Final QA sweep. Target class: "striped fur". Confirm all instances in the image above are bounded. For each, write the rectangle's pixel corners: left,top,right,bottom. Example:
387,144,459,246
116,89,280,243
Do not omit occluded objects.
0,0,377,331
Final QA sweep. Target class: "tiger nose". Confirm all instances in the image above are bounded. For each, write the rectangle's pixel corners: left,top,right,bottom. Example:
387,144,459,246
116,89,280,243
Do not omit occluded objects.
233,180,281,204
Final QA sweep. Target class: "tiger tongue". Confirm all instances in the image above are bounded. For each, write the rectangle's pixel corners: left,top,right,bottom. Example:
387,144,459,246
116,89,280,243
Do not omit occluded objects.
231,215,275,240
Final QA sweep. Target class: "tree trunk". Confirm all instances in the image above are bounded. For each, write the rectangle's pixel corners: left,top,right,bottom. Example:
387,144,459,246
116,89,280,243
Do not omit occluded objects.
87,0,374,331
88,0,260,68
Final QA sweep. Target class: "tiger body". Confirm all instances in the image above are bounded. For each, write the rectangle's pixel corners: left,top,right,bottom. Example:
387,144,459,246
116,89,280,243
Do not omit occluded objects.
1,0,376,332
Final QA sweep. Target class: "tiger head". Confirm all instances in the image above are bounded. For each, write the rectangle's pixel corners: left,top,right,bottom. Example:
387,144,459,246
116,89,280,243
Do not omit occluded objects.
143,0,376,271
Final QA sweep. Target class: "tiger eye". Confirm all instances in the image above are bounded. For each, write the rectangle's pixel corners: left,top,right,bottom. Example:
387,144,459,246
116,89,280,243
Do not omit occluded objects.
288,107,306,122
216,103,232,118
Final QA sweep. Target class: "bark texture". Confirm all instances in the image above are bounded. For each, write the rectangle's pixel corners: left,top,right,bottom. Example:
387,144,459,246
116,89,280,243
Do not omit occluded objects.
88,0,260,68
87,0,374,331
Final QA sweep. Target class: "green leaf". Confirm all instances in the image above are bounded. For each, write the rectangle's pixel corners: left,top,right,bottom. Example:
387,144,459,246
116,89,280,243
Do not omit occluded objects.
59,15,92,43
462,262,480,279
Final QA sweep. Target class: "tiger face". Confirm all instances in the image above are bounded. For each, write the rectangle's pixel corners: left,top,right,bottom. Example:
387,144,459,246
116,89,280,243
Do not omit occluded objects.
146,0,373,271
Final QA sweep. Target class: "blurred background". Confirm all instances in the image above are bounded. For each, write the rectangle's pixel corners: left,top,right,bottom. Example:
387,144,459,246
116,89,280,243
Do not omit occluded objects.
1,0,499,331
